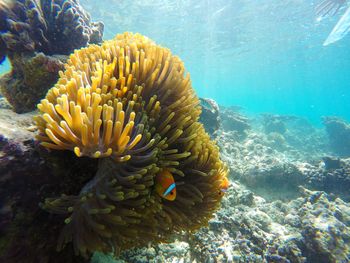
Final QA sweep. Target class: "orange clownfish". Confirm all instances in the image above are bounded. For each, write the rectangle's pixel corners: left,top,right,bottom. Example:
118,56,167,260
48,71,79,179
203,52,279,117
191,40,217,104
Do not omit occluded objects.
155,169,176,201
219,177,229,196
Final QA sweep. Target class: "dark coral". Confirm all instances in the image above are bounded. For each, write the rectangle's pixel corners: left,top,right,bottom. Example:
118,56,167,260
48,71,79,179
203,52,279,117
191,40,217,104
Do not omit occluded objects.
0,0,104,112
0,109,98,262
199,98,220,138
0,52,66,112
35,32,228,257
323,116,350,157
0,0,103,59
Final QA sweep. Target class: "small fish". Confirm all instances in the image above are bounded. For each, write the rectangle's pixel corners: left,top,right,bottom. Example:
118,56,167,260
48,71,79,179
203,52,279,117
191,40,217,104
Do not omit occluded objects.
219,176,229,196
155,169,176,201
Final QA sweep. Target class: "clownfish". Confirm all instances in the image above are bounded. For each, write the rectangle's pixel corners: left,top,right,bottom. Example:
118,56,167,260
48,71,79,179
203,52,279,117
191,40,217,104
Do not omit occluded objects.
218,176,229,196
155,169,176,201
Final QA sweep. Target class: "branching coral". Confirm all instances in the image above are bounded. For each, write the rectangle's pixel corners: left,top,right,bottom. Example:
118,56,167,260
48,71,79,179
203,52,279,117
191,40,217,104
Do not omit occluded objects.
35,32,228,257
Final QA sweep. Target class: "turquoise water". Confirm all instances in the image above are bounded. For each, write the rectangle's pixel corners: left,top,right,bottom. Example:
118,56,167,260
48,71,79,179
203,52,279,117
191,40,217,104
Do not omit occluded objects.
0,58,9,75
2,0,349,124
1,2,350,262
80,0,350,124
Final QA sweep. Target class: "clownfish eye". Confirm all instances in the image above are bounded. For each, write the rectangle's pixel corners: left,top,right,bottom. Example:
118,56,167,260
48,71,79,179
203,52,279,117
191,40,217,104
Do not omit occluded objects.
170,192,174,195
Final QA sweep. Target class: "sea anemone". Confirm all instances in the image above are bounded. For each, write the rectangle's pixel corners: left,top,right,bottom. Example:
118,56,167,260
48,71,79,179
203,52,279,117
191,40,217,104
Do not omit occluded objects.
35,32,228,257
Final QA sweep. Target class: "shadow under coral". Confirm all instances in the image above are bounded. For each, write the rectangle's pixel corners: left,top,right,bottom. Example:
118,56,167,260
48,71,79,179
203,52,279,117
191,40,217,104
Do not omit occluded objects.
0,133,99,262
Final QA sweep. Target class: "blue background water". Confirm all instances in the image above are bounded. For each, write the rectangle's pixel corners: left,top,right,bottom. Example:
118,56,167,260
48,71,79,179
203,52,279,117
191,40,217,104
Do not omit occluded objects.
1,0,349,124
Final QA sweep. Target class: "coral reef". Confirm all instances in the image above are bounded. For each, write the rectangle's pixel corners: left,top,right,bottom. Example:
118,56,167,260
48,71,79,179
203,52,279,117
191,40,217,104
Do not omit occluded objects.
261,114,317,136
215,107,330,200
0,0,104,112
298,157,350,201
284,125,327,156
35,32,227,257
261,114,291,134
0,0,104,59
261,113,327,154
0,52,66,112
200,185,350,263
199,98,220,138
0,96,12,109
96,184,350,263
218,129,307,200
2,94,350,262
220,106,250,139
0,109,99,262
323,116,350,157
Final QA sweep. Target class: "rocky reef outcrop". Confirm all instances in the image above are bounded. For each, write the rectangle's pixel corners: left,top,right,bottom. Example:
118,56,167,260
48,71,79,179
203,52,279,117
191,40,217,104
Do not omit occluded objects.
217,108,329,200
262,113,291,134
220,106,251,139
323,116,350,157
0,53,66,113
0,0,103,60
262,113,327,154
199,98,220,138
0,0,104,112
297,157,350,201
95,184,350,263
218,129,306,199
189,185,350,263
0,109,98,262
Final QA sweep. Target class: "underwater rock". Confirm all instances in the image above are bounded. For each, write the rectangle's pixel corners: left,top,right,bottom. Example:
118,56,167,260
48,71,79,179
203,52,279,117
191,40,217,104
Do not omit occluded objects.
218,130,305,200
0,0,104,112
297,187,350,263
262,114,290,134
0,109,36,145
266,131,288,151
117,183,350,263
115,240,191,263
0,0,104,60
260,114,327,157
322,156,342,170
0,97,12,110
179,184,350,263
0,52,66,113
216,111,330,200
283,129,328,159
199,98,220,138
220,106,251,139
323,116,350,157
298,157,350,201
0,109,99,262
260,114,319,142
